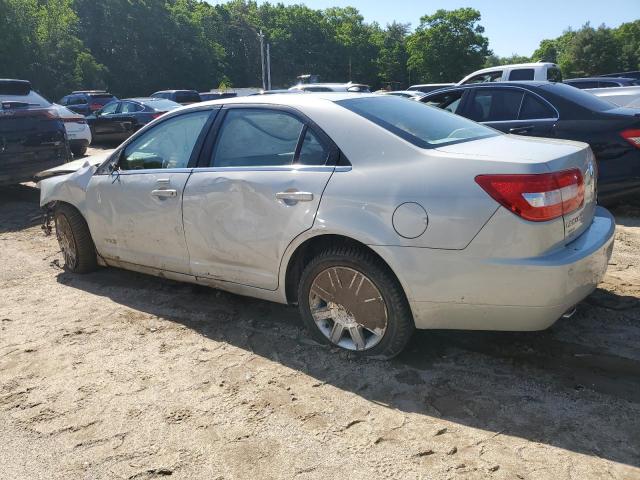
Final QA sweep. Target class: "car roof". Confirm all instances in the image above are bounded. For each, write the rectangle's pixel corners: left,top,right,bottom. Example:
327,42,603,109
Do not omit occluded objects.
565,77,635,82
425,81,552,93
469,63,557,74
153,89,198,94
71,90,110,94
181,92,376,110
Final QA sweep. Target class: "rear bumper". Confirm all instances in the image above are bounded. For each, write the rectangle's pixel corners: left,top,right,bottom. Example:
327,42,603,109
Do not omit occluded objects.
372,207,615,331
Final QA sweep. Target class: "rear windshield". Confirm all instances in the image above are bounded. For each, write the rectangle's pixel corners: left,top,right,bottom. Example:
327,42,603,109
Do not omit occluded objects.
0,90,50,107
143,98,181,110
337,96,497,148
0,80,31,96
540,82,617,112
89,94,116,105
175,92,201,103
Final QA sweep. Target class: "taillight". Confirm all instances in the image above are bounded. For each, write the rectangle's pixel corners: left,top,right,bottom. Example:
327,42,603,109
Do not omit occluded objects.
63,117,86,124
89,103,102,111
152,111,166,119
475,169,584,222
621,129,640,148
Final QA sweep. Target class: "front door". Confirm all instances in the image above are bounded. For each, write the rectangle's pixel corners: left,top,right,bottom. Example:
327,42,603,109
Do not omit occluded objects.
183,106,337,290
85,108,215,273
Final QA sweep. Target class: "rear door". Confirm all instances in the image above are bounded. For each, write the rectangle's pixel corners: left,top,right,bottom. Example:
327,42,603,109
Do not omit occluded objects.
463,87,557,137
182,105,337,290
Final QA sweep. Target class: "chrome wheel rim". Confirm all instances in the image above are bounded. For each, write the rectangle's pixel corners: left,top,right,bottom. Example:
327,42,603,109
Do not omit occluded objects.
309,267,388,351
56,216,77,270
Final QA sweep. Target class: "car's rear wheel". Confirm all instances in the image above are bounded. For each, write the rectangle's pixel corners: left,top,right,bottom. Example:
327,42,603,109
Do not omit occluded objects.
298,247,414,359
71,145,87,157
54,204,97,273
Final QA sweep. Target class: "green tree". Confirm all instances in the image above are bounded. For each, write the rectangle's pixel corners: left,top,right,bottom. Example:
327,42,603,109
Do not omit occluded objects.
374,22,410,88
406,8,491,83
557,23,621,77
614,20,640,71
484,53,531,68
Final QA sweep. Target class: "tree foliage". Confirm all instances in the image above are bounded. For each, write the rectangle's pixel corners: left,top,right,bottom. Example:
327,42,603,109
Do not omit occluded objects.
406,8,491,83
1,1,638,100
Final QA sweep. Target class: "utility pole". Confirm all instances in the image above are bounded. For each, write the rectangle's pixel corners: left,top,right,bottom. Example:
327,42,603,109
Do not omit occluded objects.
258,30,266,90
266,43,272,90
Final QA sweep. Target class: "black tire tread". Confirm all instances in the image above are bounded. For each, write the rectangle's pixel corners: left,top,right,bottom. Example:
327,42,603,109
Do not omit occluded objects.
298,245,414,359
55,203,97,273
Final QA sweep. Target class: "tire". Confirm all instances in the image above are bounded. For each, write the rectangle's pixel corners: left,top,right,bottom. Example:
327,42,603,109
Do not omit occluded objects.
70,144,87,157
54,204,97,273
298,246,414,359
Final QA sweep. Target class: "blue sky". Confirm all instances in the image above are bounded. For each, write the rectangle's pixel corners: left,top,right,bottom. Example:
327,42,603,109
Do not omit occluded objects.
207,0,639,56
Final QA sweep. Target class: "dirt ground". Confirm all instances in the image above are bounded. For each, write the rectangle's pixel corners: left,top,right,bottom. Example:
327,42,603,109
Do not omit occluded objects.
1,147,639,479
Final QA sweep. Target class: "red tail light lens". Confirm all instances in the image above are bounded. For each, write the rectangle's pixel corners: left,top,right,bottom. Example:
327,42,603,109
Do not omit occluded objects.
475,169,584,222
151,111,166,119
621,129,640,148
89,103,102,111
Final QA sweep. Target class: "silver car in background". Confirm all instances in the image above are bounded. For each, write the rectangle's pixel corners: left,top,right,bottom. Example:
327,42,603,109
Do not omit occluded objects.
38,94,615,358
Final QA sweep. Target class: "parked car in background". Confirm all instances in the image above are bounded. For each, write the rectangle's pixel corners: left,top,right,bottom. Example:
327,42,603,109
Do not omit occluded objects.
289,82,370,92
0,79,68,185
601,71,640,81
87,97,181,143
565,77,640,89
199,92,237,101
51,104,92,157
421,81,640,203
378,90,426,100
58,90,118,116
150,90,201,105
39,93,613,359
584,85,640,108
407,83,455,93
458,62,563,85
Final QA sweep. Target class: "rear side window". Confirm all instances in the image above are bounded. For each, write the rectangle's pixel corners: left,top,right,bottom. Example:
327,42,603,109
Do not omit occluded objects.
567,81,598,89
212,109,304,167
468,89,523,122
541,83,617,112
297,129,329,165
509,69,535,81
338,96,497,148
423,90,464,113
519,94,556,119
547,67,563,83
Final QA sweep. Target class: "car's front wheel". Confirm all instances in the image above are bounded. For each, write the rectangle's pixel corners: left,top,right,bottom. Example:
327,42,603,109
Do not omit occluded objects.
298,247,414,359
54,204,97,273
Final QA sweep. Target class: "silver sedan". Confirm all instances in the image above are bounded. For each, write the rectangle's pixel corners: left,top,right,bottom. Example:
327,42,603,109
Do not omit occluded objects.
39,94,615,358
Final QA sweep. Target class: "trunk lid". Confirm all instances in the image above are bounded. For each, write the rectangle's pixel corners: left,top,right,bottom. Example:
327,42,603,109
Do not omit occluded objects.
436,134,597,243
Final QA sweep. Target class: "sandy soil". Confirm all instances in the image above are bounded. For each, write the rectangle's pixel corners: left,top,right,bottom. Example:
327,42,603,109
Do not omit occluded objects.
1,151,639,479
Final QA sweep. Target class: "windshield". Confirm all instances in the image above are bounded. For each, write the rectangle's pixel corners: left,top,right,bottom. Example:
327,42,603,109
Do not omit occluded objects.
337,96,497,148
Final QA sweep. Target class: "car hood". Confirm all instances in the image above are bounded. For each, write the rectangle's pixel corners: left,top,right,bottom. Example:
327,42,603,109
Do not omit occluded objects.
34,152,110,182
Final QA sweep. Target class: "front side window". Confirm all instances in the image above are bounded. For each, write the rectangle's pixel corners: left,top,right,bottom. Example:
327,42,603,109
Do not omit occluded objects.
212,109,305,167
120,110,211,170
468,89,524,122
509,69,535,81
338,96,497,148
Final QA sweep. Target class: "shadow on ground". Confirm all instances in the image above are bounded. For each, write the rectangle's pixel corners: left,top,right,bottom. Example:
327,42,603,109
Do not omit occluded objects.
57,265,640,468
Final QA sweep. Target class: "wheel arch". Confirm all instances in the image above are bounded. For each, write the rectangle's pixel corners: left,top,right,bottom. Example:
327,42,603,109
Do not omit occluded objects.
282,233,411,309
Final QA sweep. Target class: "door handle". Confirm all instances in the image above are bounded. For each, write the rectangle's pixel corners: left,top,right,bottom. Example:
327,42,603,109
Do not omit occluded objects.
509,125,534,134
151,189,177,198
275,191,314,202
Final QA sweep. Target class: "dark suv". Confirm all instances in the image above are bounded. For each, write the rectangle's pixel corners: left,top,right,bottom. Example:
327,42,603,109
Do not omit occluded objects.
150,90,201,105
0,79,69,185
58,90,117,116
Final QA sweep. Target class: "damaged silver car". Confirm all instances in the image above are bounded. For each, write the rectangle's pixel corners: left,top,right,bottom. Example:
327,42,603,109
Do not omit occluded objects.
38,94,615,358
